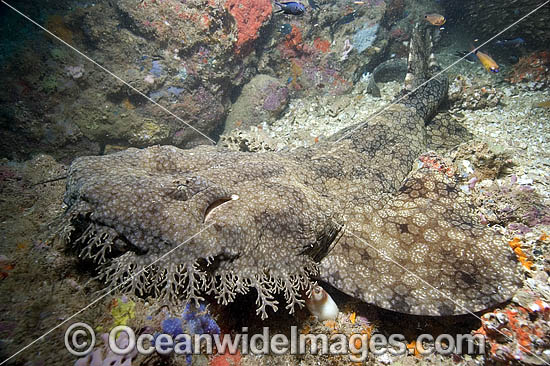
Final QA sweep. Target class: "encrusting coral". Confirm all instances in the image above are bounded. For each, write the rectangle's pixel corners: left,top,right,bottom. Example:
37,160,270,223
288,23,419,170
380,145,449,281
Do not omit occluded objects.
224,0,272,54
54,25,520,319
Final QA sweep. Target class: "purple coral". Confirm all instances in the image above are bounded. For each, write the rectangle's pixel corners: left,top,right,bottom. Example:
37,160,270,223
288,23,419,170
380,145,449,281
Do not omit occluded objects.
161,317,184,337
523,206,550,227
150,60,163,77
262,83,289,112
182,303,220,335
340,39,353,61
154,304,219,365
166,86,185,98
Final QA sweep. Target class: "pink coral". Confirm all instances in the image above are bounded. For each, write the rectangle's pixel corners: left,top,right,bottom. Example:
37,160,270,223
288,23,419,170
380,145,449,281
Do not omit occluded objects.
474,298,550,364
225,0,272,54
506,51,550,85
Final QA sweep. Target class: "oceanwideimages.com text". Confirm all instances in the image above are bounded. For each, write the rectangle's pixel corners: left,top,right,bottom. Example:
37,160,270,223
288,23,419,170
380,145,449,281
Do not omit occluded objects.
65,323,485,362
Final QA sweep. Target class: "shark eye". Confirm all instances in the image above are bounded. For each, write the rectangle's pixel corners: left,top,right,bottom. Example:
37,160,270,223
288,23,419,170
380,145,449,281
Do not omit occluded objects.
204,194,239,222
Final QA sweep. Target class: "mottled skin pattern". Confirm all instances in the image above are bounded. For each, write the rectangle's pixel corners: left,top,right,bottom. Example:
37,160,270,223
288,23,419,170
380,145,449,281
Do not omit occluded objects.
59,28,520,319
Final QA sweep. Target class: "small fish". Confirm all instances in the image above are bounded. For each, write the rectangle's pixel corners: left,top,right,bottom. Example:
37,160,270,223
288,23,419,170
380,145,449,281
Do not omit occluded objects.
474,49,500,73
495,37,526,47
275,1,306,16
308,0,320,10
534,100,550,108
424,13,446,26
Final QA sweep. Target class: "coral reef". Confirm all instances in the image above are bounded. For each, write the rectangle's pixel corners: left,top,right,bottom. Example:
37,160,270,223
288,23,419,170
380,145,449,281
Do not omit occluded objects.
352,23,380,54
224,0,272,54
281,26,307,58
218,127,280,152
181,303,221,335
0,0,268,158
0,0,393,159
209,352,242,366
2,3,550,365
469,173,550,233
262,81,289,114
263,0,387,98
509,237,533,271
65,65,84,79
448,76,503,110
451,141,512,182
156,304,220,363
475,290,550,365
313,38,330,53
223,74,289,134
110,296,136,327
506,51,550,89
447,141,550,235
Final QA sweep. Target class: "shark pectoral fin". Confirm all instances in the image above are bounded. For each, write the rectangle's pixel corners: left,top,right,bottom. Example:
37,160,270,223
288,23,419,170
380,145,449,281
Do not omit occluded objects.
320,168,521,316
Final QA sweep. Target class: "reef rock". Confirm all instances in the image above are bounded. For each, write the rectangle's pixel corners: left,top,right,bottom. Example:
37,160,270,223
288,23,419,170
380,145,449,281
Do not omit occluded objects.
448,76,503,110
223,74,289,134
0,0,273,159
225,0,272,54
